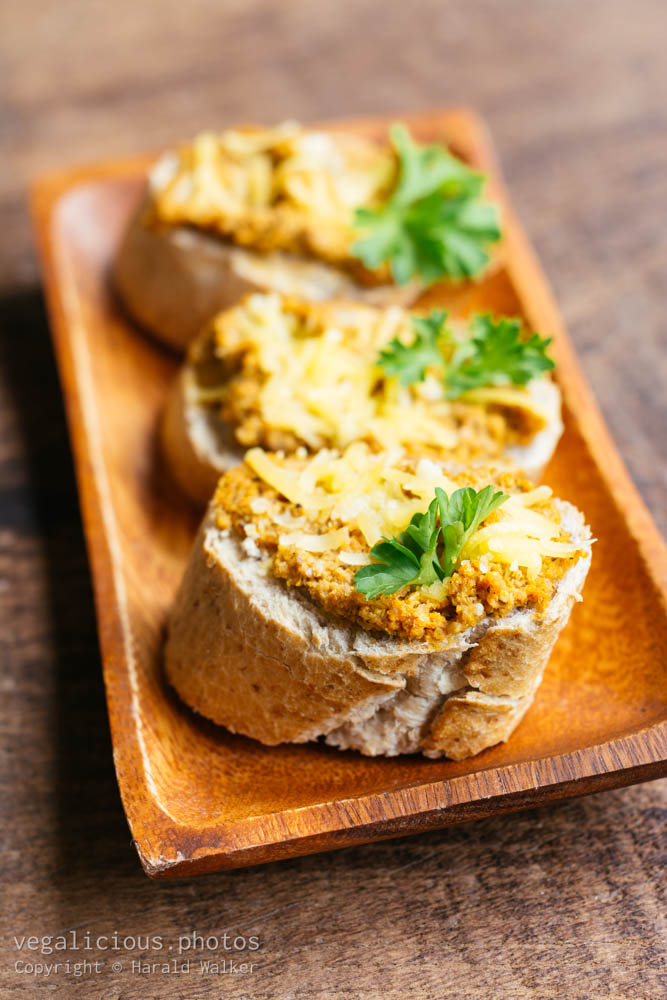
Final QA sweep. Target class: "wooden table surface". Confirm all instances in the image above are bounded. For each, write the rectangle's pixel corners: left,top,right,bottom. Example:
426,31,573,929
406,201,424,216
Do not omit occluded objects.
1,1,665,997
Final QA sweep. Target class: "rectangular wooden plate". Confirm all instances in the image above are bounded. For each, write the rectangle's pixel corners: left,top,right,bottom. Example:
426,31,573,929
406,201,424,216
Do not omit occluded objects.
31,109,667,878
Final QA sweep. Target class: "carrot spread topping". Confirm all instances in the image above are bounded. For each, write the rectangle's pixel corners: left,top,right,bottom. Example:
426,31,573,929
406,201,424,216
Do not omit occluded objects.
147,122,502,289
188,294,553,462
148,123,394,282
213,447,580,642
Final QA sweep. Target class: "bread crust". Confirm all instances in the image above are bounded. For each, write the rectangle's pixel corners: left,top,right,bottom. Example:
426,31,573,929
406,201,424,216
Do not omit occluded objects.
165,501,591,759
160,369,237,504
113,198,421,351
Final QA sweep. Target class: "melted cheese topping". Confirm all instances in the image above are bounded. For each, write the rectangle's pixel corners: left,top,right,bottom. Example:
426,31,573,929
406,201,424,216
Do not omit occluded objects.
243,444,578,577
196,293,552,456
148,123,394,268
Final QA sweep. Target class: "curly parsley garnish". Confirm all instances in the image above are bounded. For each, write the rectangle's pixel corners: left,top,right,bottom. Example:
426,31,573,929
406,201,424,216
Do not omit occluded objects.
377,310,554,398
352,124,501,285
354,485,509,599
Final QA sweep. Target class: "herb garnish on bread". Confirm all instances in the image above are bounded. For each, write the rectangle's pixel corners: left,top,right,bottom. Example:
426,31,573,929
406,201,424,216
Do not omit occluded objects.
114,122,501,349
161,294,562,505
165,446,591,759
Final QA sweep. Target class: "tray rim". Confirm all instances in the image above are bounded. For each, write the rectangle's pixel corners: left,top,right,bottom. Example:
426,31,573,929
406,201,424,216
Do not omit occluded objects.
30,107,667,878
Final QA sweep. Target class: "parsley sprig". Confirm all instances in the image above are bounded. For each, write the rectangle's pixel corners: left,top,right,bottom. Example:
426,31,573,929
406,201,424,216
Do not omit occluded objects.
377,310,555,398
352,124,501,285
354,485,509,599
445,314,555,396
377,309,448,385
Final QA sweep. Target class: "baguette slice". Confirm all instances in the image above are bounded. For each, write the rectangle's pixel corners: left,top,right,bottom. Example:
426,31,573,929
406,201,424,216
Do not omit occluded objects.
161,363,563,507
113,199,421,351
165,500,591,760
160,293,563,506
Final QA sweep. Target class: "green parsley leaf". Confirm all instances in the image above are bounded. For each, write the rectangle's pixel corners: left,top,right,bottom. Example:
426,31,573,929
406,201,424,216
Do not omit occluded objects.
444,314,555,398
354,484,508,599
404,498,439,551
354,497,444,600
353,539,421,600
436,484,508,577
376,308,555,396
351,123,501,286
377,309,448,385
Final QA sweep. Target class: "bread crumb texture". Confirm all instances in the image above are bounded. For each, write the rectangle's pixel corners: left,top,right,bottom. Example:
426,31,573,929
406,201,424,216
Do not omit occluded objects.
214,446,581,643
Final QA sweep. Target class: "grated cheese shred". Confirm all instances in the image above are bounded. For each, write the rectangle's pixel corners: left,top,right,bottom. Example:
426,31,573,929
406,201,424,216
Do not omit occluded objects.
149,123,394,266
199,293,550,455
244,444,578,576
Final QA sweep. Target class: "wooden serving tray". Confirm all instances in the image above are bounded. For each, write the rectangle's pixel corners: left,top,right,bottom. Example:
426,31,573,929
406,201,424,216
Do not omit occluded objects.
31,109,667,878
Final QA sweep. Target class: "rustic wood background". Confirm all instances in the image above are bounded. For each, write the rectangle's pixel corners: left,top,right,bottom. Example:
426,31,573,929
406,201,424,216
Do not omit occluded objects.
1,1,665,997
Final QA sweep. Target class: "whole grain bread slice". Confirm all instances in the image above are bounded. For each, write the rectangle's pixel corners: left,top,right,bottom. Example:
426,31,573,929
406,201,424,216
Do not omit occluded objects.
164,500,591,759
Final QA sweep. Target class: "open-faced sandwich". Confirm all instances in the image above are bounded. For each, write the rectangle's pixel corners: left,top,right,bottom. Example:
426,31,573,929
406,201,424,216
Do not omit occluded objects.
165,445,591,759
162,293,562,505
114,121,501,349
